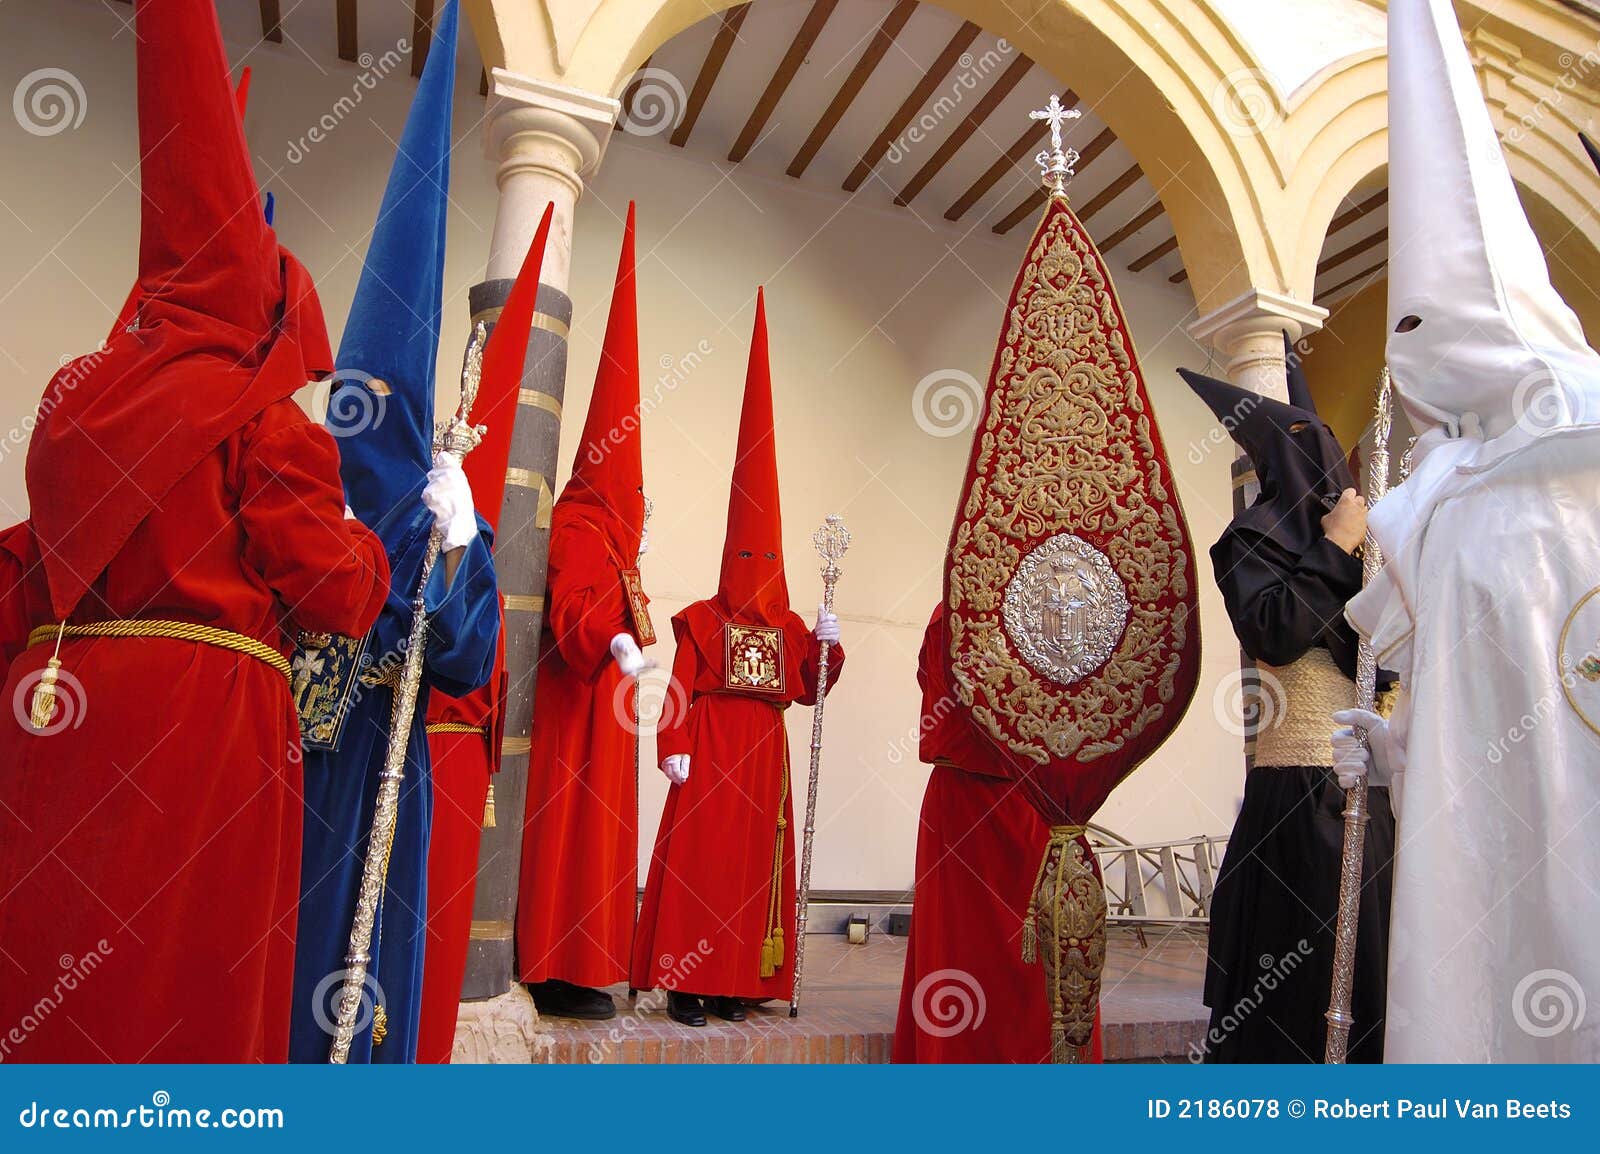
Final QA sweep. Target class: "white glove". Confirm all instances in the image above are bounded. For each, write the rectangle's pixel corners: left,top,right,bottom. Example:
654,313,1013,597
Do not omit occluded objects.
814,606,841,644
610,633,651,677
1330,708,1406,791
422,451,478,551
661,754,690,786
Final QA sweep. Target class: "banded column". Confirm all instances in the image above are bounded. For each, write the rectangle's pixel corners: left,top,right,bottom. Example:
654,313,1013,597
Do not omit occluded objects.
1187,290,1327,773
462,70,619,1000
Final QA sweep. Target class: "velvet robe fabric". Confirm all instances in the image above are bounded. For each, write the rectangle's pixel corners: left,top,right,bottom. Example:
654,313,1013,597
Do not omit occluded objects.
289,507,497,1065
893,608,1101,1064
631,604,842,1001
516,515,642,989
0,400,389,1062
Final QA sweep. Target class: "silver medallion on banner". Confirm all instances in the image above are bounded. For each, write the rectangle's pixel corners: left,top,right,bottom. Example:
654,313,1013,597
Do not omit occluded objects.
1003,533,1129,685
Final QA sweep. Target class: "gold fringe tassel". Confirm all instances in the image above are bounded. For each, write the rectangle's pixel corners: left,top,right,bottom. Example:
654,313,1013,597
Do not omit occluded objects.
482,781,497,829
1021,825,1106,1065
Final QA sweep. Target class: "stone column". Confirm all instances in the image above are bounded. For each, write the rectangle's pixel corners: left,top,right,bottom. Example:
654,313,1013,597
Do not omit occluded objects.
461,70,619,1001
1187,290,1327,774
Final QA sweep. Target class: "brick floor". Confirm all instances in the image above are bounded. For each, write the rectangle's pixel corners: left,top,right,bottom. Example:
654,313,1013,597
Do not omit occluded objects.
528,926,1208,1064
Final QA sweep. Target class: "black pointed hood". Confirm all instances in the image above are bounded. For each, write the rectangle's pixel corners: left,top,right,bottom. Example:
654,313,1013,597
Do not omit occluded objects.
1179,367,1355,555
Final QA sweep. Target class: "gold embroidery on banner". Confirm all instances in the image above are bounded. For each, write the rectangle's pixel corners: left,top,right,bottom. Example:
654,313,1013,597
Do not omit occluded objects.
947,206,1191,767
1021,828,1105,1062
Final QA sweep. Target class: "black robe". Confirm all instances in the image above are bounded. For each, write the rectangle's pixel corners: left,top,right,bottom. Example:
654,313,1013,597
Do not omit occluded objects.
1201,527,1396,1064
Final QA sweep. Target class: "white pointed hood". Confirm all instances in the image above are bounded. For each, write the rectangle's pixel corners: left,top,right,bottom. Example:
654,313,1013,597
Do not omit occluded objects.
1386,0,1600,458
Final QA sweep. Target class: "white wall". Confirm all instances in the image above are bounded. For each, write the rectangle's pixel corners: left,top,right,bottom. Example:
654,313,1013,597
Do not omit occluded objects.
0,0,1249,893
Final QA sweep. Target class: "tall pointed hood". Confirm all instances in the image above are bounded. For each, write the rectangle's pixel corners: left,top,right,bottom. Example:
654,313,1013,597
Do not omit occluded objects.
717,289,789,624
25,0,329,618
1179,367,1354,555
468,203,554,536
1386,0,1600,452
1284,332,1317,412
1582,132,1600,179
557,202,645,561
330,0,460,528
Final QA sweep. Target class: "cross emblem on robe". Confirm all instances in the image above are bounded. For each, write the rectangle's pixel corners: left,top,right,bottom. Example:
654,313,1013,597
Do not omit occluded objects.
1030,96,1082,197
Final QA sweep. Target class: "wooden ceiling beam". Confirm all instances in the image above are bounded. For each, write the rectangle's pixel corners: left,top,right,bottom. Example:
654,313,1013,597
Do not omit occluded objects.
336,0,359,64
1327,188,1388,236
990,127,1115,234
944,90,1076,221
1317,227,1388,276
671,4,752,149
1076,162,1142,223
842,21,983,192
1097,200,1164,255
411,1,436,79
893,55,1033,206
1170,268,1189,284
1128,234,1179,272
730,0,838,163
259,0,283,44
788,0,916,178
1318,260,1388,302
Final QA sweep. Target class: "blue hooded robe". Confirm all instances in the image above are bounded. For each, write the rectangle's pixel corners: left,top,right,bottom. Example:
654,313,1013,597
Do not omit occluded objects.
289,0,499,1064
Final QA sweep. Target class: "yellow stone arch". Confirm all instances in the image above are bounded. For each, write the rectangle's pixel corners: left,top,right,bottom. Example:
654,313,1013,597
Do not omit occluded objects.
466,0,1325,312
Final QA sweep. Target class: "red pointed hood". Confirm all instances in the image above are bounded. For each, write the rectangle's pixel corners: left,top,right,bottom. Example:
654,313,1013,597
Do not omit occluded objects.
557,202,645,561
467,202,554,535
716,289,789,624
25,0,329,618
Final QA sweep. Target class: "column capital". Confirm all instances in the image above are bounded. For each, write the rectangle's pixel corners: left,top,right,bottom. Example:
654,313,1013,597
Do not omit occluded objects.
485,69,619,177
1186,288,1327,351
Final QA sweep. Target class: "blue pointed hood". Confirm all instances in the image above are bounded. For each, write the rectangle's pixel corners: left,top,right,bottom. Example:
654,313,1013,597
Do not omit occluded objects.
330,0,460,530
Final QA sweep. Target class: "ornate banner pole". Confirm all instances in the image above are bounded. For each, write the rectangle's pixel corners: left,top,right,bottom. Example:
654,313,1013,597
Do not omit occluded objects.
330,326,488,1064
789,514,851,1018
1324,366,1393,1064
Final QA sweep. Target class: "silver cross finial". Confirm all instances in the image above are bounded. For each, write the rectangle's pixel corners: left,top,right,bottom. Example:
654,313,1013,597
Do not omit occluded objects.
1030,95,1082,198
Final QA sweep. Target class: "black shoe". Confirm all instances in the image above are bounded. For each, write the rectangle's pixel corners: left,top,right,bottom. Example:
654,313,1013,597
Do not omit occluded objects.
667,992,706,1027
528,979,617,1021
706,996,747,1022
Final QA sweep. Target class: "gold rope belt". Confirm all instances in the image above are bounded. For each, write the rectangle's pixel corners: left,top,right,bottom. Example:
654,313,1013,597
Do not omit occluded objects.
27,620,292,680
424,722,487,736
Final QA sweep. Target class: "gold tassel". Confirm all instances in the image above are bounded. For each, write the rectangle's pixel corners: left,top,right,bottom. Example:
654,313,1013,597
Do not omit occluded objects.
29,659,61,731
1021,912,1038,965
769,926,784,971
1024,825,1105,1064
372,1003,388,1047
482,781,496,829
759,937,776,979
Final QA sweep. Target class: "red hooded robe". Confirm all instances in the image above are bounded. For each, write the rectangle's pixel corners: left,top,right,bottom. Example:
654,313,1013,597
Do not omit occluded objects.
631,290,843,1002
417,205,555,1063
515,205,651,992
0,0,388,1063
891,606,1102,1063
